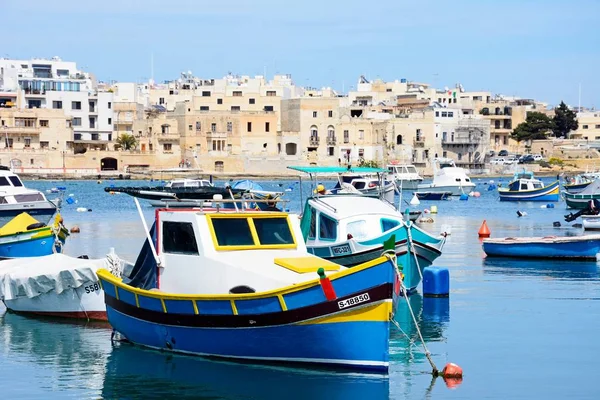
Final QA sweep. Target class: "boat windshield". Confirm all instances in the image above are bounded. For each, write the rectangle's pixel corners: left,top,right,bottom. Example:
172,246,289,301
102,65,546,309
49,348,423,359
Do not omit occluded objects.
406,166,417,174
533,182,543,189
209,216,296,249
14,193,44,202
0,177,9,186
8,176,23,187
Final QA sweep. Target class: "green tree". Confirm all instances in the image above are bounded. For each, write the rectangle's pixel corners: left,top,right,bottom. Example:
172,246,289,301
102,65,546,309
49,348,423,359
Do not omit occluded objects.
115,133,137,150
511,112,555,142
552,101,578,138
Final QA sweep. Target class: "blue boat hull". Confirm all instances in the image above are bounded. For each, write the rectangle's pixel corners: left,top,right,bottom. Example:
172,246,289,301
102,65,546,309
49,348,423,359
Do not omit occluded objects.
99,257,398,372
482,239,600,259
0,233,64,258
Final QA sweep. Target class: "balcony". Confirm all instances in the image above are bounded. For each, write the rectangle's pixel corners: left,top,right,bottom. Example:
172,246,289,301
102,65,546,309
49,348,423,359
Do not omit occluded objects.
113,102,138,112
326,136,336,145
157,133,180,141
309,136,320,146
413,138,425,148
442,137,482,145
2,126,41,135
207,131,228,139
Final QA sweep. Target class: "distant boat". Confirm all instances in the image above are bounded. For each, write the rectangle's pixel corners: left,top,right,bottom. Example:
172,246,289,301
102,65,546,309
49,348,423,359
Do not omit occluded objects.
564,179,600,209
0,212,68,258
414,191,452,201
482,234,600,259
564,175,593,194
386,163,423,190
416,158,475,196
498,170,559,202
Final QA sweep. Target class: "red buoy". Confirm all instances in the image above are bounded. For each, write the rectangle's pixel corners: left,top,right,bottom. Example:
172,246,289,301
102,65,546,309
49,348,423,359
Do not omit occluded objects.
478,220,490,238
317,268,337,301
441,362,464,388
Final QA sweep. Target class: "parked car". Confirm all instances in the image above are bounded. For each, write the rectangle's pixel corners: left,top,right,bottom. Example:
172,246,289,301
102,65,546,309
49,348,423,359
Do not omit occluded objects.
518,155,535,164
532,154,544,161
498,149,509,156
504,157,518,165
491,158,506,165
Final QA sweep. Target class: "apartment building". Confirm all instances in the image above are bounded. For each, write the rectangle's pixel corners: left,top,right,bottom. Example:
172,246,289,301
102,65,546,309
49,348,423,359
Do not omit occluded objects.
572,111,600,140
0,57,114,151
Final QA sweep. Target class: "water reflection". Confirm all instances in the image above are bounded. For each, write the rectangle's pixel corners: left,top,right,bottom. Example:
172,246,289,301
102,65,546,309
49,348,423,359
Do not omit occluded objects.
482,257,600,279
0,312,112,396
102,344,389,400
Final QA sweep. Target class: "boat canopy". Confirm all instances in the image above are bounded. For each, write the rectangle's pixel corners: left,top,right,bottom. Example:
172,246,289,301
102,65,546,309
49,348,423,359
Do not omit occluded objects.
124,223,158,290
287,166,387,174
513,170,535,180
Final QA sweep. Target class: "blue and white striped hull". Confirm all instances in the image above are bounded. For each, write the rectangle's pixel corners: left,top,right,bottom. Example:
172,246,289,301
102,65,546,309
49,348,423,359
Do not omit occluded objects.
498,181,560,202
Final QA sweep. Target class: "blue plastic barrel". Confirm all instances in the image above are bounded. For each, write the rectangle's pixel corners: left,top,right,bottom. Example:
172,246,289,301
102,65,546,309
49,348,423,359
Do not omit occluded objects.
459,194,468,201
546,203,555,208
422,266,450,297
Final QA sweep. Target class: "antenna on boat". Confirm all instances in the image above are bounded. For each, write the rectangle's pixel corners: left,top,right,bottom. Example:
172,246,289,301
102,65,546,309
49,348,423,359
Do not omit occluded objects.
133,198,161,267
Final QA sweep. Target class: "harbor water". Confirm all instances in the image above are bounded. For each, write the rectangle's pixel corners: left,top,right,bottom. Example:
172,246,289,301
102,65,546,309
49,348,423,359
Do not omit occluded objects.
1,177,599,399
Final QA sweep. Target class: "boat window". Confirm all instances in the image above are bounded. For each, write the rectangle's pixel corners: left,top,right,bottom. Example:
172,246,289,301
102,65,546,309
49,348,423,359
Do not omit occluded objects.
212,218,254,246
406,166,417,174
0,196,6,204
455,178,461,182
0,177,9,186
520,183,528,190
186,181,200,187
381,218,400,232
319,214,337,240
465,178,470,182
253,217,294,245
162,221,199,255
308,207,316,239
388,167,394,173
533,182,543,189
353,181,366,190
171,182,184,188
347,220,368,240
14,193,44,202
8,176,22,187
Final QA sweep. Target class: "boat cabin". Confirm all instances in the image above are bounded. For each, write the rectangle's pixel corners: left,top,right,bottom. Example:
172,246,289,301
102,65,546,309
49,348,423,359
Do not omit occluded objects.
300,195,403,246
166,179,213,189
0,167,48,204
387,164,420,177
508,178,544,192
126,208,344,296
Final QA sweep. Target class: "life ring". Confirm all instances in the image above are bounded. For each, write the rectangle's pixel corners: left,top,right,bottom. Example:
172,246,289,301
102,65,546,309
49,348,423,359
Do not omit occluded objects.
27,222,46,230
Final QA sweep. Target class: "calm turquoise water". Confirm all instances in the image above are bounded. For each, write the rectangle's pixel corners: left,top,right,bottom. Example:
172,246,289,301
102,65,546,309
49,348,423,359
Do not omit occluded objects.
1,177,600,399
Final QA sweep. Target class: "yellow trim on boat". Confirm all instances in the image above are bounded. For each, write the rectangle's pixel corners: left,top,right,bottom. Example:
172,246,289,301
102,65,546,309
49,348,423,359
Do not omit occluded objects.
499,180,559,194
230,299,238,315
205,214,297,251
277,295,287,311
274,256,341,274
192,300,199,314
298,301,392,325
135,293,139,308
160,298,167,313
96,255,389,302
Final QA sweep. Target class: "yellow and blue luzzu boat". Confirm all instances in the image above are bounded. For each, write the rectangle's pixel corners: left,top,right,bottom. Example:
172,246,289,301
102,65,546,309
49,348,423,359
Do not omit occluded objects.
98,207,401,372
0,212,68,258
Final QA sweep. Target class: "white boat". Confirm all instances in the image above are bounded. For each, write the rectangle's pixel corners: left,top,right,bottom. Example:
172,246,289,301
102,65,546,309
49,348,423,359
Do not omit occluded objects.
582,215,600,230
0,251,132,320
417,158,475,196
0,166,57,226
387,164,423,190
332,174,395,204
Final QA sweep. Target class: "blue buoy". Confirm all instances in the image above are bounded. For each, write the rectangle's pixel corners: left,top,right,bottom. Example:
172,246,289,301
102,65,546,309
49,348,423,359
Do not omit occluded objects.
422,266,450,297
65,197,74,205
459,194,468,201
546,203,555,208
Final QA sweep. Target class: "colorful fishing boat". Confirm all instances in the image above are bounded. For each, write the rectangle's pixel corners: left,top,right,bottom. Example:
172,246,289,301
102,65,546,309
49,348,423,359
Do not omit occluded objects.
97,206,401,372
482,234,600,259
563,175,593,194
0,251,130,320
498,170,559,202
0,212,68,258
564,179,600,209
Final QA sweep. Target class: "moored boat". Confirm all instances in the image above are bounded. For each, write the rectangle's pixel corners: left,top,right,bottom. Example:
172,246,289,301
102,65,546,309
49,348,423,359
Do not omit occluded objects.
386,163,423,190
97,206,401,372
0,251,131,320
482,234,600,259
498,170,559,202
416,158,475,196
564,176,593,194
582,215,600,231
0,212,68,258
564,179,600,209
415,191,452,201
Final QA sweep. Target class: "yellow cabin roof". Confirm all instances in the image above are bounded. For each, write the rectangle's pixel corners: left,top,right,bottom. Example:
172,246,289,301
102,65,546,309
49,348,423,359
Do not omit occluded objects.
0,213,41,236
274,256,341,274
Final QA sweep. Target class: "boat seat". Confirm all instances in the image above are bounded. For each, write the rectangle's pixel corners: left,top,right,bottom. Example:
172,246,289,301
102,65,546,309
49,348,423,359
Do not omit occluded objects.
274,256,341,274
229,285,256,294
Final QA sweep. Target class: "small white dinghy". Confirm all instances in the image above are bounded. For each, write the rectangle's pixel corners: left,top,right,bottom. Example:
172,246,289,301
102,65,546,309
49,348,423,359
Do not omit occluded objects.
0,251,131,320
582,215,600,231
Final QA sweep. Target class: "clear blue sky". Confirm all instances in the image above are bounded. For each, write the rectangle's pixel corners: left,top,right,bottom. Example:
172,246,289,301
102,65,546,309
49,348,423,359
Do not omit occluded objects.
3,0,599,108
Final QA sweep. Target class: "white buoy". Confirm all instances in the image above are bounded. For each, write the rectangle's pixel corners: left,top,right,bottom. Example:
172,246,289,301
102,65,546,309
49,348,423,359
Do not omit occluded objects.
76,207,87,212
410,194,420,206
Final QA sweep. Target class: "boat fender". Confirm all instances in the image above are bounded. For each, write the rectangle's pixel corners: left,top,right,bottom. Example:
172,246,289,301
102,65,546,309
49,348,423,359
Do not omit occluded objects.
229,285,256,294
553,221,561,227
26,222,46,230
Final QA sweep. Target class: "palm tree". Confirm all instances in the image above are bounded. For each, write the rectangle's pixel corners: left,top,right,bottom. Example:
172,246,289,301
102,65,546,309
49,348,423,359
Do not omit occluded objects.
115,133,137,150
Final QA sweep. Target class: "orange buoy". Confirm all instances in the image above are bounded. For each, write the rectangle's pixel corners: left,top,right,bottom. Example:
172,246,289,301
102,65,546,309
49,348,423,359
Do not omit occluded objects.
70,226,80,233
441,362,463,388
478,220,490,238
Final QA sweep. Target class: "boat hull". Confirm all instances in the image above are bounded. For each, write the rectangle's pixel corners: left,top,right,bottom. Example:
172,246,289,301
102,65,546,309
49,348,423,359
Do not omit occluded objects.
4,285,107,320
565,194,600,209
564,181,592,194
416,184,475,196
482,236,600,259
415,192,451,200
98,257,397,372
582,215,600,231
498,181,560,202
0,228,66,258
